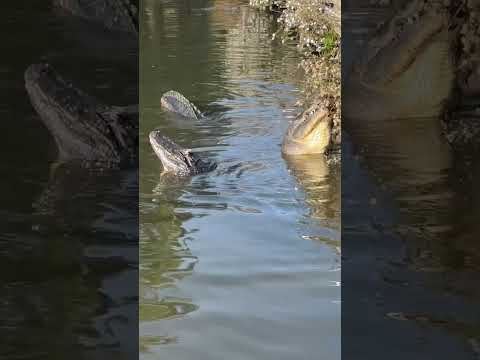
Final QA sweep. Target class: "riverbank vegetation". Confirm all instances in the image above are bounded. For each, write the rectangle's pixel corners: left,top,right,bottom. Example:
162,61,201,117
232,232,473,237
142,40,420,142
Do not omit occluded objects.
250,0,341,151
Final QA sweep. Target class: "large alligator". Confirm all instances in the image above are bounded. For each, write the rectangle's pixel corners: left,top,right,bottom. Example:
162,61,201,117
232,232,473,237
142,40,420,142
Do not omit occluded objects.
24,63,138,358
53,0,139,33
344,0,455,120
343,0,480,153
25,63,138,165
149,130,217,176
282,96,340,156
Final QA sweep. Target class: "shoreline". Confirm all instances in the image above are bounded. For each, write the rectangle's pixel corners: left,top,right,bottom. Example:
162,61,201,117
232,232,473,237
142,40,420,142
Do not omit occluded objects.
250,0,341,155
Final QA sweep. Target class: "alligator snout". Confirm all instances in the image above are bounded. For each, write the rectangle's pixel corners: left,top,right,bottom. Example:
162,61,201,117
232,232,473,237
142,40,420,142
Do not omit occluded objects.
149,130,216,176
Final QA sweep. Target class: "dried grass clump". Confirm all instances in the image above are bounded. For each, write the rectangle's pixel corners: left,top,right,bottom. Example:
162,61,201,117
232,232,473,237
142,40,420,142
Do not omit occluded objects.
249,0,286,12
277,0,340,97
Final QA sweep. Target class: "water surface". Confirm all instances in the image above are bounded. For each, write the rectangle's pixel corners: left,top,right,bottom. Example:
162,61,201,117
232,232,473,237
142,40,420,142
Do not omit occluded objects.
343,1,480,358
1,2,138,358
140,1,340,358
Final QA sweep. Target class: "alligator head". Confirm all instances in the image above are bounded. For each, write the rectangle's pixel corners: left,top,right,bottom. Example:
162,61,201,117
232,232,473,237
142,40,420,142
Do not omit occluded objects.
344,0,456,121
149,130,216,176
160,90,203,119
282,98,338,156
53,0,139,33
25,63,138,164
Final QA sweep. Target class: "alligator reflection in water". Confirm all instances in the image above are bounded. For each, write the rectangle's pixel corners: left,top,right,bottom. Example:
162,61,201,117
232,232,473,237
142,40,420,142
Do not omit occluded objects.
29,163,139,357
140,180,199,349
1,152,138,358
343,0,480,357
343,117,480,357
284,154,340,249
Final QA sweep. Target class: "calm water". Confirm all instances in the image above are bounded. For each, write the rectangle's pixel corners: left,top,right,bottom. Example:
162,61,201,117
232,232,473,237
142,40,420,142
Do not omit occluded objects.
1,2,138,358
139,1,340,359
343,1,480,358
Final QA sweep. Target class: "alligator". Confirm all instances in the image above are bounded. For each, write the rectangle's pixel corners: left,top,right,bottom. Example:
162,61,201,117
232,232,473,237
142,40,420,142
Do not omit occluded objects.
24,63,139,355
149,130,217,176
160,89,336,158
344,0,455,120
160,90,204,119
282,96,339,156
343,0,480,153
25,63,138,165
53,0,139,33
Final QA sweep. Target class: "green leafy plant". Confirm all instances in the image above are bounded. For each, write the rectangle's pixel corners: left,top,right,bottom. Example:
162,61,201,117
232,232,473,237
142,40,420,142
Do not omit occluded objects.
322,31,338,56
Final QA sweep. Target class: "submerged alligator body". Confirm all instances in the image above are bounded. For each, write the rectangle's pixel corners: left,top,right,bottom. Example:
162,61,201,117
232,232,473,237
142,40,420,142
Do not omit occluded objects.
149,130,216,176
160,90,204,119
53,0,139,33
25,63,138,165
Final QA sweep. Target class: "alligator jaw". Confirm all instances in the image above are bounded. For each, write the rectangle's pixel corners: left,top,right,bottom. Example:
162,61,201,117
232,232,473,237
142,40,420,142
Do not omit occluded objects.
362,11,448,87
344,4,455,121
282,102,333,156
25,63,137,163
149,130,216,176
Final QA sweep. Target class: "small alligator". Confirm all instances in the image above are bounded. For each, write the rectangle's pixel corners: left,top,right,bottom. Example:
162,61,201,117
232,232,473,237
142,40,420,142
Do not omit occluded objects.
149,130,216,176
53,0,139,33
25,63,138,165
160,90,204,119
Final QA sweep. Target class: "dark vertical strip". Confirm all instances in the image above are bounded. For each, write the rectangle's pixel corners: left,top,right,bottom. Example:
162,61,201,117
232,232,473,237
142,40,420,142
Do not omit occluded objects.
0,1,139,358
342,0,480,359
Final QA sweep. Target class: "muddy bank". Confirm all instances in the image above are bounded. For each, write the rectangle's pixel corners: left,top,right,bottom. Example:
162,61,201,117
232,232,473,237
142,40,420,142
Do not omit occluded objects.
250,0,341,154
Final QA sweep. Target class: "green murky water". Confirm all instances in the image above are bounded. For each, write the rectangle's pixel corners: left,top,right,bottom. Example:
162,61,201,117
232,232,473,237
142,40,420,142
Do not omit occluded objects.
139,0,340,358
1,1,138,358
343,1,480,358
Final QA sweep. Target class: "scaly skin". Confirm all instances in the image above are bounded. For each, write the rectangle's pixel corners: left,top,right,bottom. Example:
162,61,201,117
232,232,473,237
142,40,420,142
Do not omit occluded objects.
345,0,480,154
160,90,203,119
282,98,337,156
25,63,138,164
53,0,138,33
344,0,456,121
149,130,216,176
